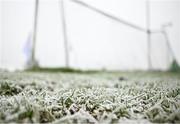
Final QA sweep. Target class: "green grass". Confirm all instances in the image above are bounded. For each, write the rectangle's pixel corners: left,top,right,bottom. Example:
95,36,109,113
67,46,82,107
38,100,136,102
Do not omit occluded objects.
0,71,180,123
0,82,22,96
26,67,101,74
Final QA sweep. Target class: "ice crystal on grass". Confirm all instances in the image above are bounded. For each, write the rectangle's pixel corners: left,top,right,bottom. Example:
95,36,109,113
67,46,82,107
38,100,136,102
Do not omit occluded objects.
0,82,22,96
0,72,180,123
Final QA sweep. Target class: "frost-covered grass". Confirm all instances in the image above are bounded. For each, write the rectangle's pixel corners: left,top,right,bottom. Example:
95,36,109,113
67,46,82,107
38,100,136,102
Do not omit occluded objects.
0,71,180,123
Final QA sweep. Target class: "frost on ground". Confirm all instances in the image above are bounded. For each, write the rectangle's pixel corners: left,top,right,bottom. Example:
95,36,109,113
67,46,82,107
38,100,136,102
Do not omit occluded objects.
0,71,180,123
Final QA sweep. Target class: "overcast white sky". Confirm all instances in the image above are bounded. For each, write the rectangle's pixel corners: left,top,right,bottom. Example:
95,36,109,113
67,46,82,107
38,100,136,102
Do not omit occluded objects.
0,0,180,71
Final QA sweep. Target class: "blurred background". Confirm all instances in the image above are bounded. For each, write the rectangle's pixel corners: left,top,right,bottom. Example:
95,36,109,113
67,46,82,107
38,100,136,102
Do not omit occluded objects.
0,0,179,71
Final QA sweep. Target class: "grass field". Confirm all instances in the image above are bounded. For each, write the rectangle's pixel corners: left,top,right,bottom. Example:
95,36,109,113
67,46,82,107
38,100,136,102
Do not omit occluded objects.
0,71,180,123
